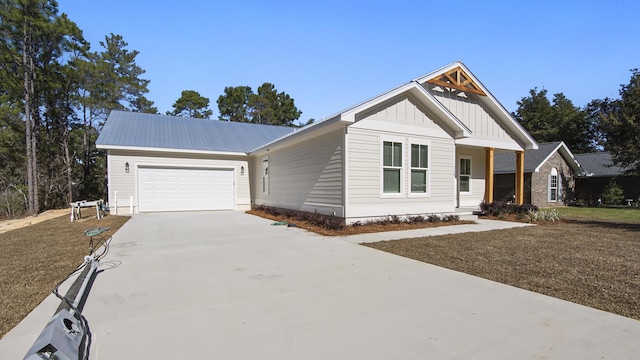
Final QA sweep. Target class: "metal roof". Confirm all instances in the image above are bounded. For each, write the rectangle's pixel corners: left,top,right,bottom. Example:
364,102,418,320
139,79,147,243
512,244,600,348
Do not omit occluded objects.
96,111,296,153
494,141,577,174
573,152,627,177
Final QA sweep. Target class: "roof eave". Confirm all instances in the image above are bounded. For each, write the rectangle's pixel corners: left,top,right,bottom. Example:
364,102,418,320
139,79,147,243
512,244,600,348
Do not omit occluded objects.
96,144,247,157
339,81,472,138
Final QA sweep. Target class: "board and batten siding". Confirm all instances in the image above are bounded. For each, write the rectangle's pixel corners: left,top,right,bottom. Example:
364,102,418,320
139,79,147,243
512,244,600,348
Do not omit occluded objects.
106,150,249,214
426,86,519,146
251,129,344,216
345,95,457,221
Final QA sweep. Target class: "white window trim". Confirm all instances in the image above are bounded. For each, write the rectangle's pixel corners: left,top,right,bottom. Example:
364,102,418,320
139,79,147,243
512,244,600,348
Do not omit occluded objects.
380,136,405,198
459,156,472,195
548,168,558,202
408,140,431,197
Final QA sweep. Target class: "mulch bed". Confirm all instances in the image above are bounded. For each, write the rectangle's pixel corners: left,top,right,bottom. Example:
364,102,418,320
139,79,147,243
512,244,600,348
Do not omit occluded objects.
246,209,474,236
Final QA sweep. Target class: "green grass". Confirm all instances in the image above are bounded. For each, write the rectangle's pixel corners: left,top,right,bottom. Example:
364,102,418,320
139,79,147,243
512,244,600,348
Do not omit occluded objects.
552,206,640,223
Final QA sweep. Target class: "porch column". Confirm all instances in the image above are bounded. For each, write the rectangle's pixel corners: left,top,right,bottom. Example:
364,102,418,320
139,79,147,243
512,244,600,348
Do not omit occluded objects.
484,147,494,203
515,150,525,205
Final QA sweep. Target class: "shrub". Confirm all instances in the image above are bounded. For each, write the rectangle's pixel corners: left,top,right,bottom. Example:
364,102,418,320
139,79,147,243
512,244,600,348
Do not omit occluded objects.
601,181,624,205
527,208,560,223
480,201,538,216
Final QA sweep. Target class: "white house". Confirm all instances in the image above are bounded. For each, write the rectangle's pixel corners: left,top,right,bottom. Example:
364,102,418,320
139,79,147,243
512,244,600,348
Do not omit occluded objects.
96,61,538,223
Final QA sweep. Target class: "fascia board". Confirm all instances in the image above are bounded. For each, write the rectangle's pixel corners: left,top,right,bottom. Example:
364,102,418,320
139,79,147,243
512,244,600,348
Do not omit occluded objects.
416,61,538,150
96,144,247,157
340,81,472,137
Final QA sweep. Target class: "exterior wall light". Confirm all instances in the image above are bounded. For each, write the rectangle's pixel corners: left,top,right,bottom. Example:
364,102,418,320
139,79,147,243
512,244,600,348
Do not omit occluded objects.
240,166,245,176
125,162,130,173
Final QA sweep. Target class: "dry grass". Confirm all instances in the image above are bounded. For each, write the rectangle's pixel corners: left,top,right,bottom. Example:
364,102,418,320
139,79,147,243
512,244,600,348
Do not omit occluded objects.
364,220,640,320
0,213,130,338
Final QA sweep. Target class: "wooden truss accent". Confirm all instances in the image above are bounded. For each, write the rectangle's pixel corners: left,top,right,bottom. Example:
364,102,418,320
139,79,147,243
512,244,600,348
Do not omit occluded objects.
427,66,486,96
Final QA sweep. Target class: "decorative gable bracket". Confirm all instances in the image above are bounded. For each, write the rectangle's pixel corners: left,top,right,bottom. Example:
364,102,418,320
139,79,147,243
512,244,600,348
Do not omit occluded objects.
426,66,486,96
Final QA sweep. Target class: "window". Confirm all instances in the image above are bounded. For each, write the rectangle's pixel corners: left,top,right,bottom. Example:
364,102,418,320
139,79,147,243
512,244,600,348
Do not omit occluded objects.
459,157,471,193
549,168,558,202
410,144,429,193
382,141,402,193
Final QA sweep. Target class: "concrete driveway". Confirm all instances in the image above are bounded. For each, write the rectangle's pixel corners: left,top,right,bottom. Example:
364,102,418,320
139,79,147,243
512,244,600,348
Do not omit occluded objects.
2,211,640,359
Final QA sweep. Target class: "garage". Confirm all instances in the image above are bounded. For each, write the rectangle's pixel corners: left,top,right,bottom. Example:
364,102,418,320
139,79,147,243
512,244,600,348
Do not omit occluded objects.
138,167,234,212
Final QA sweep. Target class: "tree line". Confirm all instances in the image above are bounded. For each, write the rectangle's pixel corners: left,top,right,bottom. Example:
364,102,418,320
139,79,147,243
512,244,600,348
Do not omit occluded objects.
512,70,640,175
0,1,307,219
1,1,637,219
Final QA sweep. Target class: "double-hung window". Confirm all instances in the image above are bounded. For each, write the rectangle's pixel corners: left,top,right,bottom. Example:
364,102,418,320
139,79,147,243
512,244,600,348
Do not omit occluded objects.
382,141,402,194
410,144,429,194
459,157,471,193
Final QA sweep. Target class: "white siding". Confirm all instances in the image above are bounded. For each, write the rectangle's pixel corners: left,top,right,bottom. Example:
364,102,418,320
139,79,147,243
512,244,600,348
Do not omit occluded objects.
251,130,344,216
456,146,486,208
106,150,249,214
346,122,456,221
426,86,520,146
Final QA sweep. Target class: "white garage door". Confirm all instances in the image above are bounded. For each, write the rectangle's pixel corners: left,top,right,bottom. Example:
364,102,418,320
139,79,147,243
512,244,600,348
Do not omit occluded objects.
138,167,234,212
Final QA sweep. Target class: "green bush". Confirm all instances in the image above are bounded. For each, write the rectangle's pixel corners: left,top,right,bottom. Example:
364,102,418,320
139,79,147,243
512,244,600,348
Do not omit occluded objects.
601,181,624,205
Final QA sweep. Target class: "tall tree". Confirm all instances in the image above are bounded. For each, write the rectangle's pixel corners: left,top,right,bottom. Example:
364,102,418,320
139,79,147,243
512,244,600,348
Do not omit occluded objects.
513,88,597,153
0,0,84,214
217,85,252,122
169,90,212,118
216,83,302,126
589,69,640,175
75,33,153,199
248,82,302,126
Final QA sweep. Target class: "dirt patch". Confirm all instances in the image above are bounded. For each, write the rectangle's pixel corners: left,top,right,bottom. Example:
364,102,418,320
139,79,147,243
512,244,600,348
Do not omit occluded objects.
364,219,640,320
0,213,130,338
0,209,70,235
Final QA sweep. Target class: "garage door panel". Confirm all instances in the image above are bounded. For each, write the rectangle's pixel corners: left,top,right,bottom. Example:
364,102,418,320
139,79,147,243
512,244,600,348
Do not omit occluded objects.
138,167,234,212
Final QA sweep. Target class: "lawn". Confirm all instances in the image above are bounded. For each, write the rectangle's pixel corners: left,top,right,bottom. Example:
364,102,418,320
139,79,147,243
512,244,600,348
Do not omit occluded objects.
0,213,130,338
365,217,640,321
555,206,640,223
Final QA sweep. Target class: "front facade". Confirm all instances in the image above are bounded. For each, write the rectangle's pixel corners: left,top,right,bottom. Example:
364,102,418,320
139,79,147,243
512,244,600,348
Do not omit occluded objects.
97,61,538,222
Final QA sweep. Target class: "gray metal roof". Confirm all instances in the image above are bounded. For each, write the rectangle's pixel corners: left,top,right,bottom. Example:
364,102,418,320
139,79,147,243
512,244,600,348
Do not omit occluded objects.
573,152,627,177
96,111,296,153
494,141,571,174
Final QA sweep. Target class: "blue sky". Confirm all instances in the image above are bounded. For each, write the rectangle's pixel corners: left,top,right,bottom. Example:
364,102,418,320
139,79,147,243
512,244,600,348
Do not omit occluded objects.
57,0,640,122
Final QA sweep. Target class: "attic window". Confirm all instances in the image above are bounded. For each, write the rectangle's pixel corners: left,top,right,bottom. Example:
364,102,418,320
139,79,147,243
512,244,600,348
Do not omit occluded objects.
427,66,486,96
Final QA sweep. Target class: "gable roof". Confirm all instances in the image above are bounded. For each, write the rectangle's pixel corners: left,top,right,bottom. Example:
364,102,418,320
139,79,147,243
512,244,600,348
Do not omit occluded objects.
96,111,295,154
338,81,472,137
494,141,582,174
415,61,538,151
574,152,628,177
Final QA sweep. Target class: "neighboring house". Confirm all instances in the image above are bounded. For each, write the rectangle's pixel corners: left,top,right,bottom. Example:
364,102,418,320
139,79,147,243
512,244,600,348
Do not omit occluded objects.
574,152,640,204
493,141,582,206
96,61,538,223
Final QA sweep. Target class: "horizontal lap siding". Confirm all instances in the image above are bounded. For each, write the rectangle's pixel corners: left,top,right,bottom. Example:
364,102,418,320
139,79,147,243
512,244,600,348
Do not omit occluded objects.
107,150,249,214
253,130,344,216
346,127,455,219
